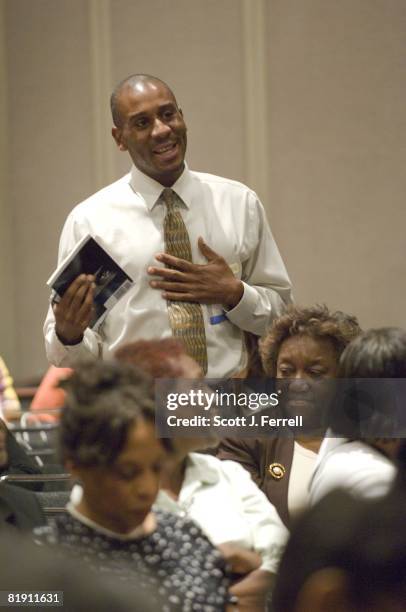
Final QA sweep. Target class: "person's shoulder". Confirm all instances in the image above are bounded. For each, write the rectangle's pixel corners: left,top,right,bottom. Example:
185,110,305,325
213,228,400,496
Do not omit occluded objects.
219,436,281,455
190,451,250,478
315,440,392,488
43,511,86,539
154,507,212,541
217,457,255,480
188,451,220,470
313,440,396,501
154,507,198,530
68,173,133,218
333,441,394,471
190,169,257,196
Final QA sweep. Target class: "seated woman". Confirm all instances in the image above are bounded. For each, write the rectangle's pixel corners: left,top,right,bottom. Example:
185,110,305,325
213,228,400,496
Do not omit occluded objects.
310,327,406,503
115,339,289,612
217,305,361,527
35,360,230,611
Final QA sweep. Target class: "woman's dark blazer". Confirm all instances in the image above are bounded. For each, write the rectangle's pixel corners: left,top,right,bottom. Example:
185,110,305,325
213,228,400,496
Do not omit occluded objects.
217,437,295,528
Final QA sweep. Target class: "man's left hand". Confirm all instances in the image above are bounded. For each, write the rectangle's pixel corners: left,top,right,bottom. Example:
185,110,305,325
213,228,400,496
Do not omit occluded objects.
148,237,243,308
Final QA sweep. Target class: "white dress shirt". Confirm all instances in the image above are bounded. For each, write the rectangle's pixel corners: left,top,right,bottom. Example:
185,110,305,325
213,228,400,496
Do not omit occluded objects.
44,164,292,377
309,437,396,504
154,452,289,574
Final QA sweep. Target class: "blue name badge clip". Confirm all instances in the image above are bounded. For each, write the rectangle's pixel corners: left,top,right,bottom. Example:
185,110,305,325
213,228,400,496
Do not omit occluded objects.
210,313,227,325
208,305,228,325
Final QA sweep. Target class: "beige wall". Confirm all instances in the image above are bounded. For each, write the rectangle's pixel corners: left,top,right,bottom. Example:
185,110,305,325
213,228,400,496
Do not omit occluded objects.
111,0,246,183
265,0,406,328
0,0,15,368
1,0,405,379
4,0,95,378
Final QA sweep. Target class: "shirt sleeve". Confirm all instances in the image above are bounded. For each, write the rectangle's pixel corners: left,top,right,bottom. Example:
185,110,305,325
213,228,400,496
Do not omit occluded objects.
220,460,289,573
43,213,102,366
225,192,293,335
310,446,396,505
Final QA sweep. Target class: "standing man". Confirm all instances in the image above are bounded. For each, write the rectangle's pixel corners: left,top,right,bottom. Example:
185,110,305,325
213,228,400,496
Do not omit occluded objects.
44,74,292,378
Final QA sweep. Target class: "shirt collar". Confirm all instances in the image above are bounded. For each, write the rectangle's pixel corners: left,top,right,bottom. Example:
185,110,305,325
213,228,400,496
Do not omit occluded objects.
67,502,157,540
155,454,218,509
129,162,194,211
313,434,349,471
184,452,219,486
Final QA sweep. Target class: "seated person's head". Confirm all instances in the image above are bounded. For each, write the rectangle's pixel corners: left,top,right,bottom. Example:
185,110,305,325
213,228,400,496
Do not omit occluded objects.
337,327,406,456
272,488,406,612
338,327,406,378
260,305,361,379
115,339,216,455
259,305,361,432
60,360,170,534
115,338,202,379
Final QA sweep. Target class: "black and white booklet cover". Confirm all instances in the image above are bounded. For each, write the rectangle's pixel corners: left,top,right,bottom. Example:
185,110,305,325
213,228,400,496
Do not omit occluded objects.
47,234,134,328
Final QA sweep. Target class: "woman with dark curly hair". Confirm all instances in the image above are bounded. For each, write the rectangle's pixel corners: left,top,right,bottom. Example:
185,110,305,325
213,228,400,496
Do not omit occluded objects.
35,360,231,611
116,338,289,612
217,304,361,528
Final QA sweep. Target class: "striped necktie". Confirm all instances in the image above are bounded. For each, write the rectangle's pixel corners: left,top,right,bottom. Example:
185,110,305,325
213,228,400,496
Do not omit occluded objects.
161,188,208,375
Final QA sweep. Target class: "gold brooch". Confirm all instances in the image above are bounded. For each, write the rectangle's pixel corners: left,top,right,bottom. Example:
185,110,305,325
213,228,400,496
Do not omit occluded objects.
268,463,285,480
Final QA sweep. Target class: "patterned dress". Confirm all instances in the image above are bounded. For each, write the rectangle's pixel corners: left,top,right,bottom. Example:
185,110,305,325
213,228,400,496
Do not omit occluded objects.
34,509,230,611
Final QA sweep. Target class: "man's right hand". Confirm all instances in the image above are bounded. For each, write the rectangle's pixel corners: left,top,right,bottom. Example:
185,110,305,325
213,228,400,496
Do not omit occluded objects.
53,274,95,345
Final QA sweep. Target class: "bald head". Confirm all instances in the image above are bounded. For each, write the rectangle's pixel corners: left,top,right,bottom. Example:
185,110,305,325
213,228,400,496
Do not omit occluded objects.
110,74,178,128
110,73,187,186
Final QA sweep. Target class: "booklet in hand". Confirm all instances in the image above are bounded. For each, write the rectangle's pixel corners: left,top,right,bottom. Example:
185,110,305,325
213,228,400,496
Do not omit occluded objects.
47,234,134,329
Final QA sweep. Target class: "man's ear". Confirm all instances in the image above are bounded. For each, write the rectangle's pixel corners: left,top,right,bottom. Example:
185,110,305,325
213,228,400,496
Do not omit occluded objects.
112,126,128,151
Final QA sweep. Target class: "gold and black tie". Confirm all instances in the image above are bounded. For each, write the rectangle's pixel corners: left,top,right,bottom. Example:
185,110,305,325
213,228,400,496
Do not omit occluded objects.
161,188,208,374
